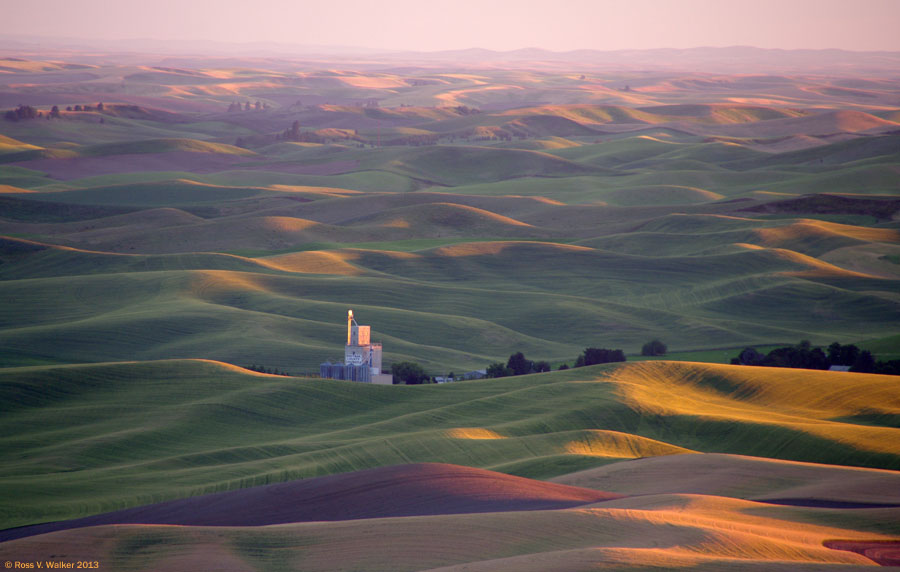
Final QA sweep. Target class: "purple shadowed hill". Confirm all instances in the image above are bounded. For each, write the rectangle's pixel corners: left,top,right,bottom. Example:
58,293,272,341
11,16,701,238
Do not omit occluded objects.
0,463,623,542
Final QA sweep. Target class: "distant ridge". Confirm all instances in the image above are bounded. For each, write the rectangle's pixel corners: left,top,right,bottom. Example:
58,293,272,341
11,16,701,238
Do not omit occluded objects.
1,37,898,73
383,46,900,75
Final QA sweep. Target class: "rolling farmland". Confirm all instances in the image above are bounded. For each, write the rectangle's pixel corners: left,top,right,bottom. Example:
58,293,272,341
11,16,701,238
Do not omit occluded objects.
1,46,899,570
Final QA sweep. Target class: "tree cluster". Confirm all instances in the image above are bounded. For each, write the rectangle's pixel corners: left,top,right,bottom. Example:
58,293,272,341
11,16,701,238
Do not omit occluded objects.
69,103,103,112
729,340,898,374
485,347,626,379
3,102,108,120
463,127,516,142
641,339,667,356
278,130,322,144
228,100,267,112
485,362,511,378
485,352,551,378
826,342,863,366
573,347,626,367
452,105,480,115
245,364,291,376
276,120,324,143
4,105,39,121
392,361,430,384
870,360,900,376
382,133,441,146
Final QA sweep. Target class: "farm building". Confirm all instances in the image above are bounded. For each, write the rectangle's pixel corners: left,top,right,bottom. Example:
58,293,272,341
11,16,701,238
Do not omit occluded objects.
320,310,393,384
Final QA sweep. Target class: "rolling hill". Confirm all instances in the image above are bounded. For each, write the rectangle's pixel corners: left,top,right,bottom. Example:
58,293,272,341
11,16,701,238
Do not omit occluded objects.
1,360,898,569
1,359,898,529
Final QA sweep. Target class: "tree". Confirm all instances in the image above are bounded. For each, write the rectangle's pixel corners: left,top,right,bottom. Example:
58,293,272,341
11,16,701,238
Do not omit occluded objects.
391,361,428,385
533,361,551,373
486,362,512,378
807,347,829,370
97,102,104,111
558,363,569,370
827,342,862,366
582,347,626,366
641,339,667,356
734,347,762,366
49,105,60,118
761,346,827,370
244,101,251,111
507,352,532,376
281,120,303,142
873,359,900,375
851,350,875,373
583,348,606,366
840,344,860,366
4,105,38,121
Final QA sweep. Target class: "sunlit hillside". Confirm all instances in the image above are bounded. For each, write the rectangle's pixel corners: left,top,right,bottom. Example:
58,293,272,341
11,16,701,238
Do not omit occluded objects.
1,360,898,568
1,360,898,528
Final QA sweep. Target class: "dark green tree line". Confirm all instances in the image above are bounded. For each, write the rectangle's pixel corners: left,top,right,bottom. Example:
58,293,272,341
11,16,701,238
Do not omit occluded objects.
731,340,896,374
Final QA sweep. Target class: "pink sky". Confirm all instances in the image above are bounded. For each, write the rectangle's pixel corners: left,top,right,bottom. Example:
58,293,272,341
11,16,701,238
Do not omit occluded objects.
5,0,900,52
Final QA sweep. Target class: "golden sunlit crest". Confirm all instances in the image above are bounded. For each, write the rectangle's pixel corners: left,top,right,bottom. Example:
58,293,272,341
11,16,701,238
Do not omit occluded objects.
447,428,506,440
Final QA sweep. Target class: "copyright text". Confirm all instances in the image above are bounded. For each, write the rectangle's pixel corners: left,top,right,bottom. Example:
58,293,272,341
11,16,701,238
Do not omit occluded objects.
5,562,99,569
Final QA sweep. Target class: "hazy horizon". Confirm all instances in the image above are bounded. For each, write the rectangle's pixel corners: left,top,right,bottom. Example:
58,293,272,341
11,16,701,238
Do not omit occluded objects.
3,0,900,54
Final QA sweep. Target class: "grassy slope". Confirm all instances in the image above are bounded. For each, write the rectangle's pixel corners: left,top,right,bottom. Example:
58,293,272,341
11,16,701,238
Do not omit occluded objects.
370,145,603,186
0,134,42,153
1,499,892,571
0,138,256,164
0,119,241,148
582,217,900,257
8,180,273,206
553,451,900,505
0,359,898,531
2,237,898,371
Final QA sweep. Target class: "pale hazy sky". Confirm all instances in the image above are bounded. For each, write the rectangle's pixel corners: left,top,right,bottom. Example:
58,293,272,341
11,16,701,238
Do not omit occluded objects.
5,0,900,52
